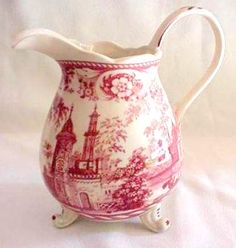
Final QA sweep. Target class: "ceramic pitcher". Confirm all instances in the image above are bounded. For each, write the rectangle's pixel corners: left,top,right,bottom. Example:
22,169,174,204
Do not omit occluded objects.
13,6,224,232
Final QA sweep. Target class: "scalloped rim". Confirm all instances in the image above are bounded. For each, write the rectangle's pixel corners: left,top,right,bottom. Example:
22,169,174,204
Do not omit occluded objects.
13,28,162,63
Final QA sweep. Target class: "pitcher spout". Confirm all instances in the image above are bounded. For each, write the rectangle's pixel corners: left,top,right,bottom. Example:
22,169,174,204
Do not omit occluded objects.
12,28,97,61
13,29,72,60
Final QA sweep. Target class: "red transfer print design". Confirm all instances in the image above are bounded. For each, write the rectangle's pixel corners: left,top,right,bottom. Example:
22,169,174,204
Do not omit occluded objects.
104,147,147,182
149,80,164,105
42,69,182,219
146,123,182,194
95,117,127,157
77,80,97,100
60,66,100,99
42,104,159,216
99,148,150,212
60,65,75,93
76,69,99,101
144,115,171,164
42,104,181,219
122,78,165,126
100,73,143,101
49,94,70,128
58,60,159,100
111,176,150,211
42,141,53,160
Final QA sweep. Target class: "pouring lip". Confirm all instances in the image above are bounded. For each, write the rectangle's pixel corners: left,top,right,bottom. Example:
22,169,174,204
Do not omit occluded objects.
13,28,162,63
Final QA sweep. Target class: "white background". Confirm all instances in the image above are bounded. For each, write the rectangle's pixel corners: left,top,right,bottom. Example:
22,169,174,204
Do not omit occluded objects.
1,0,236,247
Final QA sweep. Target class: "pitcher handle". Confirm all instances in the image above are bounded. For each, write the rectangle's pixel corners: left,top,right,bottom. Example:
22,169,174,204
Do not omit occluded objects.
149,6,225,123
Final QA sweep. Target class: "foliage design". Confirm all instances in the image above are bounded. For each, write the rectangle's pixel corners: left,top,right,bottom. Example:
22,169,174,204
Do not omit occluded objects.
101,148,151,211
95,117,127,169
49,94,70,128
61,66,75,93
60,66,100,100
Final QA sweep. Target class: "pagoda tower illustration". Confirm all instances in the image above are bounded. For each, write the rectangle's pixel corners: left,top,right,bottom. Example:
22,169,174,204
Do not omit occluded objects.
51,105,77,175
69,104,100,178
50,105,76,203
82,104,99,161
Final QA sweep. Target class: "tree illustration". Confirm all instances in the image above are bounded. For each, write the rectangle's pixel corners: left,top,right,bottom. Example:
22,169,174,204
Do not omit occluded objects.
49,94,70,128
112,175,150,211
95,117,127,168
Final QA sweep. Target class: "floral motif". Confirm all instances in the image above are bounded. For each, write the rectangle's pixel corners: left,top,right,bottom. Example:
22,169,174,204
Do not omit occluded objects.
111,175,150,211
100,73,143,101
106,147,147,182
77,79,98,101
108,148,150,211
60,66,100,99
126,147,147,174
144,118,171,162
149,80,164,104
75,70,98,101
124,103,142,125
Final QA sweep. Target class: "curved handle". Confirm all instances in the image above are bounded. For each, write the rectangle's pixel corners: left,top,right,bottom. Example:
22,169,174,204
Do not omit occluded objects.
149,6,225,123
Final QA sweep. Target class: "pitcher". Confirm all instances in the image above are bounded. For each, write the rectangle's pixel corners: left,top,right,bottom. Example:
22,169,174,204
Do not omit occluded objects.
13,7,225,232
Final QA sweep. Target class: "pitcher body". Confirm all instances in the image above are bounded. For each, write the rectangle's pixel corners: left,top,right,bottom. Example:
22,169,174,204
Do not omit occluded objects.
14,6,224,231
40,58,182,220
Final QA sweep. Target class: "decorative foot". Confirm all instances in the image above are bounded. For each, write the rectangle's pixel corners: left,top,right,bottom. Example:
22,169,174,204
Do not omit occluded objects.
52,206,79,228
139,204,170,232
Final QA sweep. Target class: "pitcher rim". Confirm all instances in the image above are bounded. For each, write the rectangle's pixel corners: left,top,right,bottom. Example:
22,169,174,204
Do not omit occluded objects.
13,28,163,63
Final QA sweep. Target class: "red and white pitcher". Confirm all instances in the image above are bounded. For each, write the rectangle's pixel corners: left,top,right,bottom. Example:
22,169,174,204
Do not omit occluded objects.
13,7,224,232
